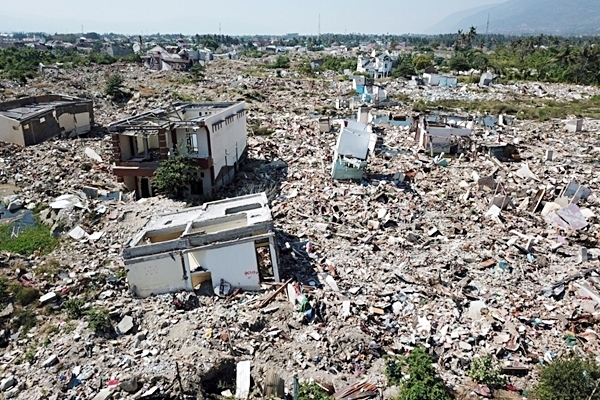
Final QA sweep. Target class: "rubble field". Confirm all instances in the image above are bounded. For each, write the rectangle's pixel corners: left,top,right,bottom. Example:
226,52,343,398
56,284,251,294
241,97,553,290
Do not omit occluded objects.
0,59,600,400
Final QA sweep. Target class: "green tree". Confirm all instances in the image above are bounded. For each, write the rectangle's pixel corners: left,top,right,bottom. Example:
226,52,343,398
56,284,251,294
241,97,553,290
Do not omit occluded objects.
105,73,125,100
152,155,202,199
533,355,600,400
413,54,433,71
392,54,416,78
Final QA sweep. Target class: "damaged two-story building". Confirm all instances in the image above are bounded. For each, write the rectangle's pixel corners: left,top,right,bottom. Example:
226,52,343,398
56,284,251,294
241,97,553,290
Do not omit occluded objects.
123,192,280,298
413,113,474,154
109,101,247,198
0,94,94,146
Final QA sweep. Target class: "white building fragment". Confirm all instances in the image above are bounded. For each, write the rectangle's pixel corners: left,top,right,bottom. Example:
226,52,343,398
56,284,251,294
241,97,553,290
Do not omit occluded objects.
422,72,458,88
123,193,280,298
331,106,378,180
565,118,584,133
413,114,474,154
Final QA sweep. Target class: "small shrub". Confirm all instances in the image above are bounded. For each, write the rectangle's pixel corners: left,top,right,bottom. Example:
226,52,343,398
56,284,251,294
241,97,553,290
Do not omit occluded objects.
533,354,600,400
469,355,505,386
63,298,86,319
24,347,36,363
389,347,452,400
173,91,196,102
86,307,111,333
298,383,332,400
10,284,39,306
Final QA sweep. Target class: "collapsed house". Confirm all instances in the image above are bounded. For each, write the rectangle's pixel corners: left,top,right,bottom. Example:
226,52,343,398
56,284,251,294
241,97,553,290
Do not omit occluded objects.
123,193,280,298
422,72,458,88
142,45,206,71
0,94,94,146
109,101,247,198
339,76,388,108
479,71,499,87
413,113,474,154
331,106,378,180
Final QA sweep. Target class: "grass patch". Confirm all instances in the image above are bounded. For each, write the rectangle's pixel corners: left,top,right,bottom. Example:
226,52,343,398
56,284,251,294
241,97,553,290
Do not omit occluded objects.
10,284,39,306
0,277,8,303
298,383,332,400
412,95,600,121
0,220,58,256
115,269,127,280
172,91,198,102
35,258,61,277
12,308,37,335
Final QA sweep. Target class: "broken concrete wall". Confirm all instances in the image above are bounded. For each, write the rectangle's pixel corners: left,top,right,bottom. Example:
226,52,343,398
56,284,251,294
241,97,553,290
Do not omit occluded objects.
125,251,190,298
186,240,261,290
22,110,61,146
0,114,25,146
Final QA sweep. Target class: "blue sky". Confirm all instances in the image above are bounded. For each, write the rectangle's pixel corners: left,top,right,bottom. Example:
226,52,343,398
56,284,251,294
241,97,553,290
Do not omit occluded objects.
1,0,500,35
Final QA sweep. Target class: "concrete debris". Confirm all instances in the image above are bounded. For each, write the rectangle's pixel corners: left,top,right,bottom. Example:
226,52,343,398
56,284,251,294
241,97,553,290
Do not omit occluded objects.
0,59,600,400
0,376,16,391
116,315,134,335
39,292,57,304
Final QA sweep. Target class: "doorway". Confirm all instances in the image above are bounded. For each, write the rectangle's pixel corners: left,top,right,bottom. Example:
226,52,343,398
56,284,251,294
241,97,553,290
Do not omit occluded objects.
140,177,151,198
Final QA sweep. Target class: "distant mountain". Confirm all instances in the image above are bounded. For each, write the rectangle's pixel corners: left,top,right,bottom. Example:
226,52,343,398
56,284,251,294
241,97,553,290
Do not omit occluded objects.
427,0,600,35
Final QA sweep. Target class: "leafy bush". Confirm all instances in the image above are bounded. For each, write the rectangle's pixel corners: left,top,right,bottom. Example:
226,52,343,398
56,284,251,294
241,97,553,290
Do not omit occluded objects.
152,155,202,199
89,52,117,65
86,307,111,333
0,222,58,256
533,354,600,400
267,56,290,69
469,355,505,386
188,63,204,82
386,347,451,400
385,355,406,386
63,298,86,319
115,269,127,280
105,73,125,100
298,383,332,400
